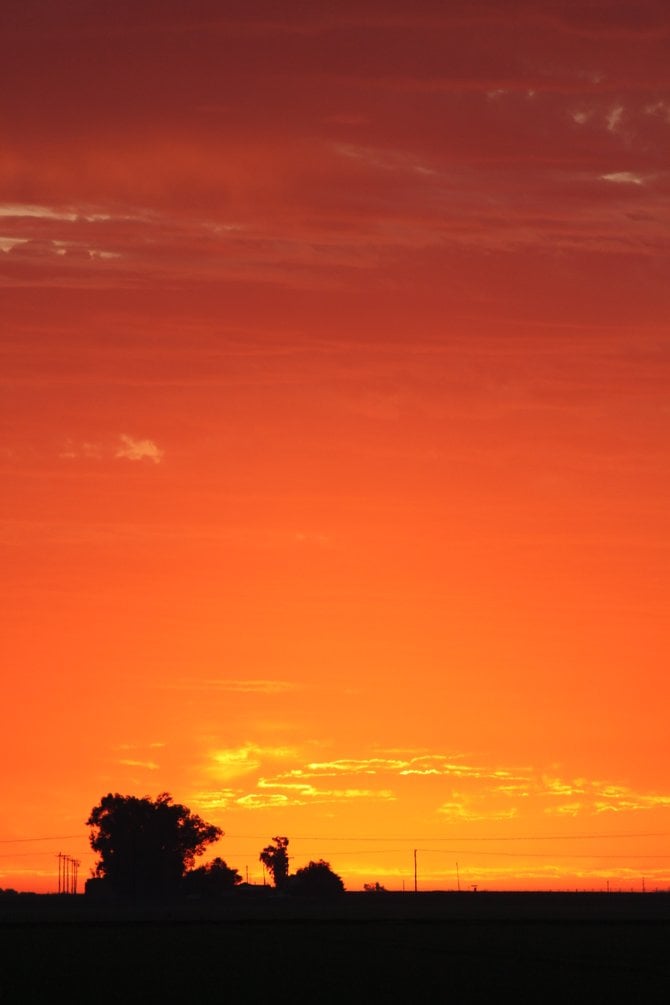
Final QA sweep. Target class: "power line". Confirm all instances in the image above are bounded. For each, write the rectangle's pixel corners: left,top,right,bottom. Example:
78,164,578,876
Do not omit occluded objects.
2,830,667,845
0,835,85,844
224,831,670,843
418,848,670,860
219,845,670,862
0,850,89,859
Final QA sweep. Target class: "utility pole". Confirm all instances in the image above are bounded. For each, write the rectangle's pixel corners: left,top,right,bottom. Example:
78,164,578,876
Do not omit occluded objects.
456,862,461,892
413,849,417,893
57,852,79,894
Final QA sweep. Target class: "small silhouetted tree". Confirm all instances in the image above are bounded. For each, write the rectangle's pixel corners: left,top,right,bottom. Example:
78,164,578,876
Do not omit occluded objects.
288,860,344,897
259,836,289,888
183,857,242,898
87,792,222,898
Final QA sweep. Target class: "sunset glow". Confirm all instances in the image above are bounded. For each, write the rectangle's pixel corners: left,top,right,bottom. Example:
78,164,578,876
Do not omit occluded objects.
1,0,669,894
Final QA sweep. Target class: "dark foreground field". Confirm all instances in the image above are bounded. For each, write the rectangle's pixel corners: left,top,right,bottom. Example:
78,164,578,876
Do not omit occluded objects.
1,893,669,1003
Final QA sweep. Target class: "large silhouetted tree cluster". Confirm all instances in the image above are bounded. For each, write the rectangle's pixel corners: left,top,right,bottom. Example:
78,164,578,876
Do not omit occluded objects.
86,793,346,901
87,792,222,898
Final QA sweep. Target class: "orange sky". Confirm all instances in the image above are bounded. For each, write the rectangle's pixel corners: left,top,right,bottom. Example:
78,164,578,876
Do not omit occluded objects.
1,0,669,893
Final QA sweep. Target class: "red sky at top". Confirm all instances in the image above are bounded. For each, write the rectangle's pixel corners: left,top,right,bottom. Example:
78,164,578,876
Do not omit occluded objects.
1,0,669,893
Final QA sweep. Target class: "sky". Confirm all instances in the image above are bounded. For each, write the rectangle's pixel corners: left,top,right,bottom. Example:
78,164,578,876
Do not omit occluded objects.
1,0,669,893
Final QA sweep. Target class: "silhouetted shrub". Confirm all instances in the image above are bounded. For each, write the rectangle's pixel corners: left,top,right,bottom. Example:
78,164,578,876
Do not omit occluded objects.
183,857,242,897
288,860,345,897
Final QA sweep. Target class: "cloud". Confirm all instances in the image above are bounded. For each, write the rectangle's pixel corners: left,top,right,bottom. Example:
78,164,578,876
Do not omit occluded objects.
191,745,670,832
211,747,265,780
117,741,165,750
59,437,163,462
283,754,523,781
548,802,584,817
644,100,670,122
194,782,395,811
333,142,437,176
256,776,395,802
600,171,645,185
1,236,121,271
268,755,670,823
58,439,104,460
158,678,297,694
209,679,297,693
541,776,587,798
0,203,116,222
118,759,159,770
606,105,625,132
236,793,292,809
593,787,670,814
6,239,62,258
0,237,29,253
0,204,123,268
541,776,670,816
290,757,404,777
115,434,164,463
294,531,332,547
210,743,297,781
3,92,668,297
438,795,519,822
188,789,239,811
237,787,394,810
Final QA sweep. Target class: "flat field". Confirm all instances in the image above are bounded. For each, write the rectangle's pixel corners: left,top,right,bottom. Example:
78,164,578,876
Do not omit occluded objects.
1,894,668,1003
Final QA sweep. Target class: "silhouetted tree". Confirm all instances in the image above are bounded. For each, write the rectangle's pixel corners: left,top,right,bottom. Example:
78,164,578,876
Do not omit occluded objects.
182,857,242,898
259,836,289,888
86,792,222,898
288,860,345,897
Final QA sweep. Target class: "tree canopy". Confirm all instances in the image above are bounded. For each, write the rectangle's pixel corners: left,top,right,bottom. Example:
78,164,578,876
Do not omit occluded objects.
86,792,222,898
259,836,289,888
288,860,345,897
182,857,242,898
